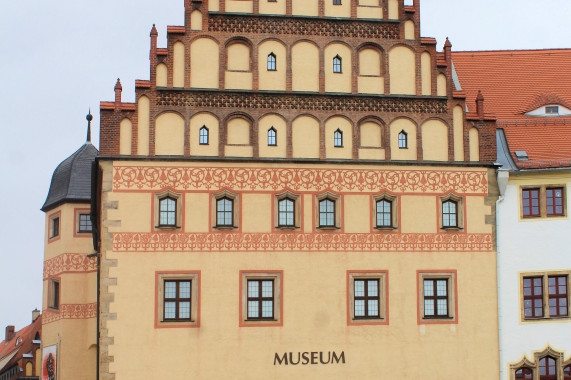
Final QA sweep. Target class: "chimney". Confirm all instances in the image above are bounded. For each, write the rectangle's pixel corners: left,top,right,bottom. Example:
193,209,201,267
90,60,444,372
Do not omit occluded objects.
114,78,122,110
476,90,485,120
32,309,40,323
5,326,15,341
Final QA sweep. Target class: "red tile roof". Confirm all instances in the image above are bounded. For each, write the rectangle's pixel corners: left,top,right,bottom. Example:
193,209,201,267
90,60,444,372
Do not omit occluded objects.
0,316,41,373
453,49,571,168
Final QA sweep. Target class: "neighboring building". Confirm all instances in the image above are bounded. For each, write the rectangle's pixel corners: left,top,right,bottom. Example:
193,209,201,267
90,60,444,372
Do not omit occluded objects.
0,311,41,380
43,0,501,378
454,49,571,380
40,119,98,380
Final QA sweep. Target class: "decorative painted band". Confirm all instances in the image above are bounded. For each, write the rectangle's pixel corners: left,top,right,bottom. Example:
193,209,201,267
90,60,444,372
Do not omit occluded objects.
42,303,97,325
112,166,489,194
43,253,97,280
112,232,493,252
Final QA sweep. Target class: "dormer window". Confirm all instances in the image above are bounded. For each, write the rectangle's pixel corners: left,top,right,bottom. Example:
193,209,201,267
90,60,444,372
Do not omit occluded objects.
546,106,559,115
514,151,529,161
525,104,571,117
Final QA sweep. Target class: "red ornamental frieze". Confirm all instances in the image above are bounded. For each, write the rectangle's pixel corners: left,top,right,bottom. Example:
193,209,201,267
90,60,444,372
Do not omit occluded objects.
42,303,97,325
112,166,489,194
43,253,97,280
112,232,493,252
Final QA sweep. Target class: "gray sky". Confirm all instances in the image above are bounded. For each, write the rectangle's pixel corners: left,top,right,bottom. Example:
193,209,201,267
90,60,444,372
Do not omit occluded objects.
0,0,569,332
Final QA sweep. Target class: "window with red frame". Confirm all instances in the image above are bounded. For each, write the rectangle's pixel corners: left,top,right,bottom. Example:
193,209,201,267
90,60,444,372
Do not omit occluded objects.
539,356,557,380
548,275,568,317
515,368,533,379
523,277,543,318
522,188,540,217
546,187,565,216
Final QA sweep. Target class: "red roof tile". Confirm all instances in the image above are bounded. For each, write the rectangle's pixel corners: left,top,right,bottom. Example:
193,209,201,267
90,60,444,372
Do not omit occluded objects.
453,49,571,168
0,316,41,373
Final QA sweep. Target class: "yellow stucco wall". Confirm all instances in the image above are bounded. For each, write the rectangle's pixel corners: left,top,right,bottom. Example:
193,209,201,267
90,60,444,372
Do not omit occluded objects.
189,113,219,157
259,0,286,15
225,71,253,90
358,48,382,93
324,0,350,18
469,127,480,162
226,0,253,13
227,118,250,145
119,118,132,156
388,0,399,19
258,40,287,91
404,21,415,40
453,106,465,162
228,43,250,71
191,38,219,89
155,112,185,156
325,117,353,159
437,74,447,97
292,0,318,16
357,1,383,20
258,114,287,158
173,41,185,88
325,43,351,93
292,116,320,158
292,42,319,92
156,63,167,87
389,46,416,95
190,10,202,31
421,119,449,162
421,52,432,96
137,96,150,156
390,118,417,161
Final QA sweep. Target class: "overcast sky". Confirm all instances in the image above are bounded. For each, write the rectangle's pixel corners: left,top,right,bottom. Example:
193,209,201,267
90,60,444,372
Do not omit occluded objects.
0,0,569,332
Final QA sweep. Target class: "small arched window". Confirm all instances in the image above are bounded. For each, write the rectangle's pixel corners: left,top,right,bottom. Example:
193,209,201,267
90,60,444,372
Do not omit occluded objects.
515,368,533,379
319,199,336,227
398,130,407,149
278,198,295,227
333,55,342,73
199,126,209,145
376,199,392,227
268,127,277,146
334,129,343,147
216,197,234,227
442,200,457,228
159,197,177,227
267,53,276,71
539,357,557,380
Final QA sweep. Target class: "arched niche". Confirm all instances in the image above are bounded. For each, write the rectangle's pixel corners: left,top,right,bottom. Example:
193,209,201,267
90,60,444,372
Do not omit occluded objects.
422,119,449,161
292,41,319,92
292,116,320,159
389,46,416,95
155,112,185,156
191,38,219,89
258,114,287,158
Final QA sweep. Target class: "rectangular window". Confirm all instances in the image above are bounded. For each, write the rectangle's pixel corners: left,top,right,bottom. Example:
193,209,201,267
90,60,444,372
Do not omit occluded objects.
78,213,92,233
156,272,200,328
523,277,544,318
546,106,559,114
548,276,568,317
240,271,282,326
50,217,60,239
48,279,60,310
546,187,564,216
333,0,342,4
319,199,335,227
347,271,388,325
522,188,541,217
216,197,234,226
278,198,295,227
418,271,457,324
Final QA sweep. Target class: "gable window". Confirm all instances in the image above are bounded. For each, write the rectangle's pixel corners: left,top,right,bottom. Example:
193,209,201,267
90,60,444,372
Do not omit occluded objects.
199,126,209,145
319,199,336,227
78,213,92,233
539,357,557,380
278,198,295,227
164,280,192,321
216,197,234,227
159,197,177,227
418,271,457,323
240,271,282,326
515,368,533,379
267,53,276,71
334,129,343,147
546,187,564,216
398,130,408,149
442,200,458,228
545,106,559,115
522,188,541,217
268,127,277,146
333,55,342,73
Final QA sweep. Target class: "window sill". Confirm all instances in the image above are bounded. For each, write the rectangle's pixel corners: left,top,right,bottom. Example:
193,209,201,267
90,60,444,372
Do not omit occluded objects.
523,316,570,322
440,227,463,232
421,316,454,321
161,319,194,323
374,226,397,231
155,225,181,231
317,226,341,231
275,226,300,231
398,147,408,149
213,226,239,231
48,307,59,312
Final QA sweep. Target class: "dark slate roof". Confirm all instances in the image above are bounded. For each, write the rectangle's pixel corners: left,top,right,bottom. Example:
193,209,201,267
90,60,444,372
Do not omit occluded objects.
496,129,518,172
41,143,98,212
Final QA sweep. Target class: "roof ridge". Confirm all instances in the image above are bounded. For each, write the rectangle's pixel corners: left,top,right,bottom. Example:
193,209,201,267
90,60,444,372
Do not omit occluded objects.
453,48,571,54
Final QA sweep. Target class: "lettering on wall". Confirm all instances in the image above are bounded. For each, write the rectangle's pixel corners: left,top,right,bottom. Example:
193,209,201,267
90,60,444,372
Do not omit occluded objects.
274,351,345,366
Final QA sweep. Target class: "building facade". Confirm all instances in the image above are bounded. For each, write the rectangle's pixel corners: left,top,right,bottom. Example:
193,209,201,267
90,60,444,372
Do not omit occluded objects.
0,312,41,380
43,0,501,378
454,49,571,380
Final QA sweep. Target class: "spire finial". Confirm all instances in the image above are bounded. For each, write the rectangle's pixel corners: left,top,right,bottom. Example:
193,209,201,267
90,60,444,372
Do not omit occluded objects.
86,109,93,143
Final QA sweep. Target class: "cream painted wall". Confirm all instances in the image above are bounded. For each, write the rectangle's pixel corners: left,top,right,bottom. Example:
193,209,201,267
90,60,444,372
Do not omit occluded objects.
390,118,417,161
156,63,167,87
466,196,491,234
190,10,203,31
325,43,351,93
228,43,250,71
209,0,219,11
357,2,382,19
292,0,318,16
360,122,382,148
119,118,132,156
137,96,150,156
292,116,320,158
404,21,415,40
190,113,219,157
469,128,479,162
324,0,350,18
388,0,398,19
173,41,185,88
107,193,152,233
258,114,287,158
421,119,449,162
358,48,384,94
186,193,210,232
258,40,287,91
437,74,447,97
453,106,465,162
325,117,353,159
155,112,185,156
225,71,253,90
421,52,432,96
226,0,253,13
400,195,437,233
292,41,319,92
242,193,272,233
259,0,286,15
191,38,219,89
344,195,370,232
389,46,416,95
227,118,250,145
